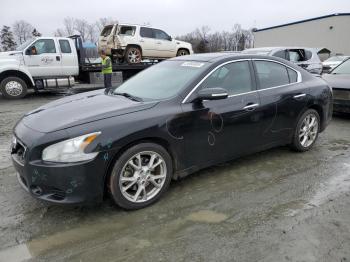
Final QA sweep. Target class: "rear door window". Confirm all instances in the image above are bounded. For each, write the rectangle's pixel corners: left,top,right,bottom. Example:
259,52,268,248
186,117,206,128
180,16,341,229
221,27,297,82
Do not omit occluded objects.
254,61,290,89
119,26,136,36
140,27,154,38
59,40,72,53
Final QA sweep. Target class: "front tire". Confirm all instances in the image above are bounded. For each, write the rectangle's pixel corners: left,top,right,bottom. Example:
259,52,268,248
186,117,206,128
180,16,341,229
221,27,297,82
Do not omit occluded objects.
290,109,320,152
0,77,28,99
109,143,173,210
125,47,142,64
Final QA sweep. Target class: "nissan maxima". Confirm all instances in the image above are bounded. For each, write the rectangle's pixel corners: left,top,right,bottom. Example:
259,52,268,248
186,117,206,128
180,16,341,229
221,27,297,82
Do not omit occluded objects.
11,53,333,210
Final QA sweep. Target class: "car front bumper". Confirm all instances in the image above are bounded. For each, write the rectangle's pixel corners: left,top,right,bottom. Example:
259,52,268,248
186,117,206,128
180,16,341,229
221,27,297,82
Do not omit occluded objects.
12,153,107,205
11,122,109,205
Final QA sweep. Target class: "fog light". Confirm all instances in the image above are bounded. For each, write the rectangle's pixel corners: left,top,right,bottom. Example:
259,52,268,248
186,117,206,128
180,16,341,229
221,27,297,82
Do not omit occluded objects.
30,185,43,196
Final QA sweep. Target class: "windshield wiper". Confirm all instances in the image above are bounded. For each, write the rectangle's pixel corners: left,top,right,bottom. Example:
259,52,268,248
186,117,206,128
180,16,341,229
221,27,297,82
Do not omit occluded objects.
114,92,143,102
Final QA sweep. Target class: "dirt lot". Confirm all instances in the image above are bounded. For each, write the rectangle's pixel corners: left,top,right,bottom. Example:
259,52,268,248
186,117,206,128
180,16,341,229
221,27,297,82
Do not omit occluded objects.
0,92,349,262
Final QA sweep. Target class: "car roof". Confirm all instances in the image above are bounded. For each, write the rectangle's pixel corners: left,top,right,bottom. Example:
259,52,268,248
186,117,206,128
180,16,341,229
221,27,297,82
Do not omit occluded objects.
170,52,284,63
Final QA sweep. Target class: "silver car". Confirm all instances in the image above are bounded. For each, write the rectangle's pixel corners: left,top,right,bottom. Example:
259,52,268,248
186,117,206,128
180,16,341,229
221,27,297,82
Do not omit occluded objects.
243,47,331,74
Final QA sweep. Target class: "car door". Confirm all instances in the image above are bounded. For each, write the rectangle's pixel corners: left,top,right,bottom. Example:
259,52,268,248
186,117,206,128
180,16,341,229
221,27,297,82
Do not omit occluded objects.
139,27,158,57
253,59,309,144
153,29,176,58
58,39,79,76
24,39,62,77
180,60,263,167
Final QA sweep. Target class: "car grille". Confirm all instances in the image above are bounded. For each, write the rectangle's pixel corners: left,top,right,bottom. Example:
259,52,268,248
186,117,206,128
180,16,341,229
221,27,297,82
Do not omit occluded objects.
11,136,27,165
333,89,350,101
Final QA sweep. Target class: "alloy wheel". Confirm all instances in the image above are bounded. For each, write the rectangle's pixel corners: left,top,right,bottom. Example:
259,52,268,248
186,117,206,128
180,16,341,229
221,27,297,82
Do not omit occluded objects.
299,113,319,148
127,49,141,63
119,151,167,203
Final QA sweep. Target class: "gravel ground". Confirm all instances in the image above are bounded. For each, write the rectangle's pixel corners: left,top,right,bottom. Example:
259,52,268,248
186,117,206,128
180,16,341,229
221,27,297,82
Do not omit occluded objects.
0,92,349,262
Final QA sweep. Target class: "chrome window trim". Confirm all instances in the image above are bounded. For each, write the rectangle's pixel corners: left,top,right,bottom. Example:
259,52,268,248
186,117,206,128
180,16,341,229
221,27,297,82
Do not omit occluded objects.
253,58,302,85
182,59,251,103
182,58,303,104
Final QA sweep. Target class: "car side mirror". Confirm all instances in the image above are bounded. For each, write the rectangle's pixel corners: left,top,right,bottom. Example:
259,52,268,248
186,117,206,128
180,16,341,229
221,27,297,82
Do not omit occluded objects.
168,36,172,41
195,87,228,101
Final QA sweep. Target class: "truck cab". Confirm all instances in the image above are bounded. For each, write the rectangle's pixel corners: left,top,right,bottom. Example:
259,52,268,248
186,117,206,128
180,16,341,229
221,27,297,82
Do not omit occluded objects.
0,37,79,99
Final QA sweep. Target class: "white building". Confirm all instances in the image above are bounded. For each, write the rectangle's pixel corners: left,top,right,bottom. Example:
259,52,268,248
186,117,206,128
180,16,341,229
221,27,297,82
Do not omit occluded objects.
253,13,350,55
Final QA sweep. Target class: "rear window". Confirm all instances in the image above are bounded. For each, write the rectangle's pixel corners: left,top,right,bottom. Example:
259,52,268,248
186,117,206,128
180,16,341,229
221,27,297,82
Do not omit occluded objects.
101,25,113,37
59,40,72,53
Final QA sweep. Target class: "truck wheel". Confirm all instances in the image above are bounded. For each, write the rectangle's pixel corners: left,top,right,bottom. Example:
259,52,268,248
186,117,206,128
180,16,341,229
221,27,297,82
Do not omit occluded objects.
109,143,173,210
125,47,142,64
0,77,28,99
176,49,189,56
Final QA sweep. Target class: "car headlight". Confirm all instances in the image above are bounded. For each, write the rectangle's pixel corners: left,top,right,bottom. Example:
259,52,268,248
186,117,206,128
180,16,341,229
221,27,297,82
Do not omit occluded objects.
42,132,101,163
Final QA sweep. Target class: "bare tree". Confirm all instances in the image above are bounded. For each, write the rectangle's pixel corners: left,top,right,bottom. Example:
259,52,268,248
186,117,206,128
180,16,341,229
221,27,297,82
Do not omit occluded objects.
74,19,89,41
177,23,254,53
95,17,118,32
86,23,97,43
13,20,34,44
53,28,65,37
63,17,75,36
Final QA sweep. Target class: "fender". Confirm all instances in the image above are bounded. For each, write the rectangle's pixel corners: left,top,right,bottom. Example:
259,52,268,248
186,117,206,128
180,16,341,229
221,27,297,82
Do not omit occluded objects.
0,59,35,86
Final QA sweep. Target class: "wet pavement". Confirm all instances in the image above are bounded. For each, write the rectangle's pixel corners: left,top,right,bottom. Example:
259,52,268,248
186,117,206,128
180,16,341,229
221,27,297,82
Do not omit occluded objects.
0,93,349,262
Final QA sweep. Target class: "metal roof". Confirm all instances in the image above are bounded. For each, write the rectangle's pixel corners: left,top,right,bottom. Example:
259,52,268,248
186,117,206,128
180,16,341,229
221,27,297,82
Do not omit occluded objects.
254,13,350,32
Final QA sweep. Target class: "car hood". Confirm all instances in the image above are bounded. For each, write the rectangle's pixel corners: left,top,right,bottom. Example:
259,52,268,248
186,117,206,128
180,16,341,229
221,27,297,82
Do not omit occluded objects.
0,51,22,58
175,39,192,49
21,89,158,133
322,74,350,90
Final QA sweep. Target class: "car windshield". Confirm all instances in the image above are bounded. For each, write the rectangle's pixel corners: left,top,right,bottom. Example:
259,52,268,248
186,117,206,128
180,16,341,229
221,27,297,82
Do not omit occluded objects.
332,59,350,74
113,60,209,100
325,56,348,62
15,39,34,51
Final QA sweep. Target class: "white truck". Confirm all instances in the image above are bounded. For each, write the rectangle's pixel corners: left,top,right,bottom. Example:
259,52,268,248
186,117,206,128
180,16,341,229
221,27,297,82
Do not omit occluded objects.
0,36,151,99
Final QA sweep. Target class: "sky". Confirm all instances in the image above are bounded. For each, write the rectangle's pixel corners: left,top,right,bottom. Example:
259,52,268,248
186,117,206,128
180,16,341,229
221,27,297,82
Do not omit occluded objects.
1,0,350,36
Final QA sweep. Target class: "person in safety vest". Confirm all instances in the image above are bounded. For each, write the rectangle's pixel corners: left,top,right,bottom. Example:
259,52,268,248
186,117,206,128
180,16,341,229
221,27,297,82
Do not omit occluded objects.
100,49,112,89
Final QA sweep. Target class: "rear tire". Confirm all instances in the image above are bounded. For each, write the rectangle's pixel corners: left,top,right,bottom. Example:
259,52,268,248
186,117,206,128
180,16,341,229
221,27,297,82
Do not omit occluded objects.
125,47,142,64
290,109,320,152
0,76,28,99
176,49,189,56
109,143,173,210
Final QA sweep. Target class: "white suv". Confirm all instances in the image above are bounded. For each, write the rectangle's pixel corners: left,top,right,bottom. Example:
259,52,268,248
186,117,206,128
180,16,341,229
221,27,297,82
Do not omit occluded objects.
98,24,193,64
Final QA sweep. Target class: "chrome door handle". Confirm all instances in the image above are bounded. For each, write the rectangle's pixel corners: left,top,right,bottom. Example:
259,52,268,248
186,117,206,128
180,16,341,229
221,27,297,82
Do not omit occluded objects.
293,93,306,99
243,103,259,111
139,39,145,42
156,42,161,44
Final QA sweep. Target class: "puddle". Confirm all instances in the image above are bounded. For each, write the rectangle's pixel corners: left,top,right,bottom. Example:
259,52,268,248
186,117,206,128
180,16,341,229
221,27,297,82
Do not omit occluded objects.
186,210,228,223
0,243,32,262
308,163,350,207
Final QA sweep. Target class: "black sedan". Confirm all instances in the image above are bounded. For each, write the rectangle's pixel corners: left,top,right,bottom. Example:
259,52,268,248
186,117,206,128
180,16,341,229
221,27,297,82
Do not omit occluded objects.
11,53,333,210
323,58,350,114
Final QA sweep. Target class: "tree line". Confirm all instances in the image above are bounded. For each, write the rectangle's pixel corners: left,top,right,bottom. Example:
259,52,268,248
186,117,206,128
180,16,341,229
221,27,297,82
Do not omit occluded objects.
0,18,254,53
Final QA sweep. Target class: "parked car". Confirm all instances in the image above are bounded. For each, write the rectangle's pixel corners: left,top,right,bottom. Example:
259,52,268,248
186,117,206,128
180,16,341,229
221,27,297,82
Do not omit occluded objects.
322,55,349,73
323,57,350,113
11,53,332,209
243,47,331,74
98,23,193,64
